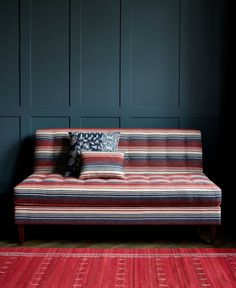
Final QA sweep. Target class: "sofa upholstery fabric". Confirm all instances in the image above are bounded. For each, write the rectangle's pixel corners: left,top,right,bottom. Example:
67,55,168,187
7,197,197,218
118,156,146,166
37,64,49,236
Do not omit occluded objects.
14,129,221,226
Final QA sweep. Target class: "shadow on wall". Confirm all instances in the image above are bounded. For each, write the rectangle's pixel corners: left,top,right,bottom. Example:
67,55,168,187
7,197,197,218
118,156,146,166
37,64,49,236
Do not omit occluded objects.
219,0,235,238
13,136,36,186
0,136,36,240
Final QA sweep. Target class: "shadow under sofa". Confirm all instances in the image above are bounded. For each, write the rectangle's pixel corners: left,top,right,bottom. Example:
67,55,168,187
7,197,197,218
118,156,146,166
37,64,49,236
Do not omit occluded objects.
14,128,222,244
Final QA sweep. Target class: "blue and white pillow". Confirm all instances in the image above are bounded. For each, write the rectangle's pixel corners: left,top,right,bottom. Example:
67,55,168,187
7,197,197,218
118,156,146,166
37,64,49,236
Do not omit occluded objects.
65,132,120,177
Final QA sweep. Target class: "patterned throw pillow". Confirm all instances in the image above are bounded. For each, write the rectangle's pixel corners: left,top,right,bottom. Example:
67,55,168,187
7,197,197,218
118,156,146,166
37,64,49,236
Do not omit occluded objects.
65,132,120,177
79,151,125,180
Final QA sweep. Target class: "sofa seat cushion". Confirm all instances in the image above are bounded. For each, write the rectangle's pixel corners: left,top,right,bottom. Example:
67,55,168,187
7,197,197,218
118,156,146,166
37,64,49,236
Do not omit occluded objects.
14,173,221,208
15,206,221,225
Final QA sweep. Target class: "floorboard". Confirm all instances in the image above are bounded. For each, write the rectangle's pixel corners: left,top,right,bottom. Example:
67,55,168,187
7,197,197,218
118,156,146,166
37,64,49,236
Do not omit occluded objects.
1,225,235,248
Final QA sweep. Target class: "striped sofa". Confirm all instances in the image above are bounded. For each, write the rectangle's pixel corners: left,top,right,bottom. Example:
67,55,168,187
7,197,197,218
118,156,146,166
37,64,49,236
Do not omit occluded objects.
14,129,221,243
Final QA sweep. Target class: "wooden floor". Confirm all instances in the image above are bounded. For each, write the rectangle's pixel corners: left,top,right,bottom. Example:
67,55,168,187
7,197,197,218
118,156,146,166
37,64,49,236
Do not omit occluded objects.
1,225,236,248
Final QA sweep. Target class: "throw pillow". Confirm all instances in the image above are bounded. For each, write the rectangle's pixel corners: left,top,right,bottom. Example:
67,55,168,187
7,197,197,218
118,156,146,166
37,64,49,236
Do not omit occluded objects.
65,132,120,177
79,151,125,180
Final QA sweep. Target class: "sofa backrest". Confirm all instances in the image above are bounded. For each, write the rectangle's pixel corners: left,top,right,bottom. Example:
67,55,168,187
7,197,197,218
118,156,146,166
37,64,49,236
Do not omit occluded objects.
34,128,203,175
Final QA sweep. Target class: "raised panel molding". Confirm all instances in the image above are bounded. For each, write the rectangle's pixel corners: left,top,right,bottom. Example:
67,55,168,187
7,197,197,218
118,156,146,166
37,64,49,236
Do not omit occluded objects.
0,117,21,185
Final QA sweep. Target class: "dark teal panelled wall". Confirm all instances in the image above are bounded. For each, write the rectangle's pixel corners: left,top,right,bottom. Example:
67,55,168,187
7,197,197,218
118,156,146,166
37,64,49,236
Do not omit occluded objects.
0,0,226,227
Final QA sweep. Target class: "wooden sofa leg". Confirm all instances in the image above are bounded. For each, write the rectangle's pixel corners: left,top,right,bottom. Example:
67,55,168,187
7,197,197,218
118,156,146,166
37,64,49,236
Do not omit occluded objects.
18,225,25,244
210,225,217,244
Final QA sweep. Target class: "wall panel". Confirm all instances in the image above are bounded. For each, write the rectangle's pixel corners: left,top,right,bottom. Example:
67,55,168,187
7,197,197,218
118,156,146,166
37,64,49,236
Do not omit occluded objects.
80,117,120,128
30,116,70,133
0,0,19,107
130,117,179,128
181,0,223,109
79,0,120,108
30,0,69,107
122,0,179,108
0,117,21,185
186,117,220,177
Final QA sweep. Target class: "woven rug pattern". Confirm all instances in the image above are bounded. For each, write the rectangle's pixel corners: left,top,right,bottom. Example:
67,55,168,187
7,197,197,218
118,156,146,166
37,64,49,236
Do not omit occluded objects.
0,248,236,288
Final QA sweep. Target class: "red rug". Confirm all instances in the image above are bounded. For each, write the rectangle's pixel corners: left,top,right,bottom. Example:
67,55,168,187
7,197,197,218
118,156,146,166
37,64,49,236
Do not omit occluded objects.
0,248,236,288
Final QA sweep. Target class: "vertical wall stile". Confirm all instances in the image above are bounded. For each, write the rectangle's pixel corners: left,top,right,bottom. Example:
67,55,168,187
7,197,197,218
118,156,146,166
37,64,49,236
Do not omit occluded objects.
120,0,132,127
19,0,31,138
70,0,81,126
